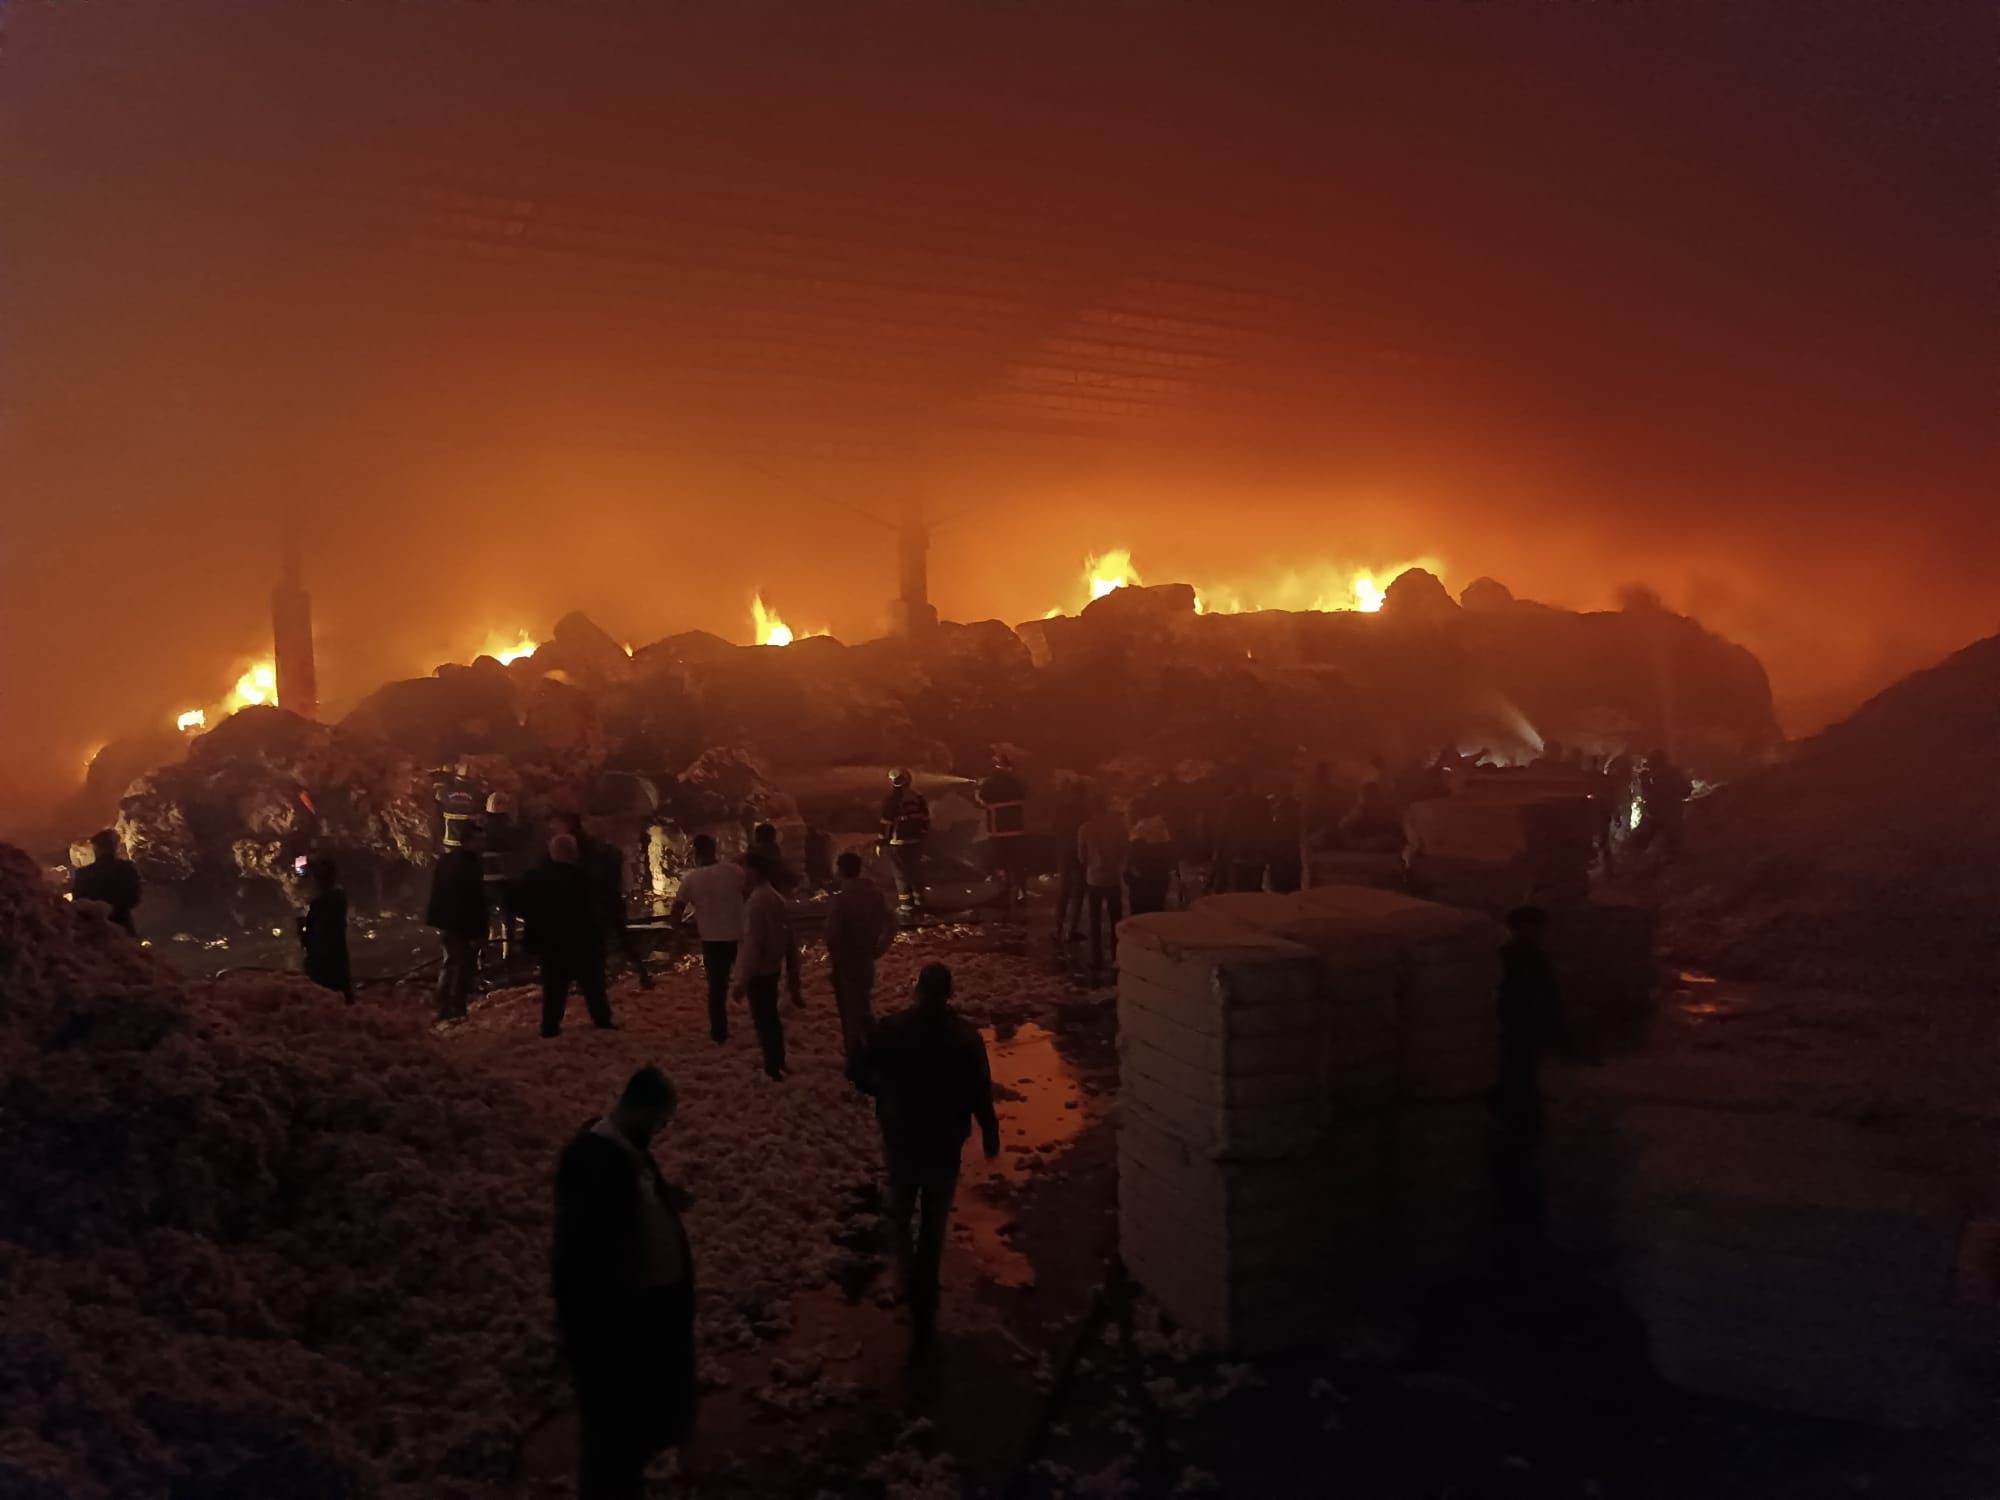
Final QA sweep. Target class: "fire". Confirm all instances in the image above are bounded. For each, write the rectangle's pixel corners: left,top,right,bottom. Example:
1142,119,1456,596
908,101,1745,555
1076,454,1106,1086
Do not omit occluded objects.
1086,548,1143,601
1063,550,1444,619
176,708,207,733
223,659,277,712
751,592,826,647
479,629,540,665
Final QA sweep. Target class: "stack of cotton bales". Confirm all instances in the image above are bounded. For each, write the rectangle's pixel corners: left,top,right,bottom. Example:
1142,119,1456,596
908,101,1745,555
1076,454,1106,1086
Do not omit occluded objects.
1404,786,1596,913
1116,910,1344,1352
1117,890,1503,1352
1544,900,1658,1057
1631,1134,1983,1427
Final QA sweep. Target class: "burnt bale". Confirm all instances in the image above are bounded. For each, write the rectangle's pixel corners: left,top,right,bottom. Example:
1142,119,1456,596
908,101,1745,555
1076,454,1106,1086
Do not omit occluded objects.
339,666,521,762
1381,567,1461,626
536,610,631,688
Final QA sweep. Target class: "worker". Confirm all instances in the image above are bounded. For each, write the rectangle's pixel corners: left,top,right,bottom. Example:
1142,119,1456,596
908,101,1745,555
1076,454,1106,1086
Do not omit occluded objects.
732,850,801,1079
1049,774,1091,946
856,963,1000,1349
1338,770,1403,854
435,760,483,850
879,769,931,925
552,1066,698,1500
71,828,141,934
1077,794,1130,986
1125,794,1176,916
669,834,746,1044
1266,786,1304,894
975,751,1029,916
516,833,615,1038
553,813,652,992
823,849,895,1070
426,819,488,1022
1494,905,1561,1271
297,855,353,1002
1214,775,1271,893
1636,749,1692,857
481,792,530,956
751,821,801,894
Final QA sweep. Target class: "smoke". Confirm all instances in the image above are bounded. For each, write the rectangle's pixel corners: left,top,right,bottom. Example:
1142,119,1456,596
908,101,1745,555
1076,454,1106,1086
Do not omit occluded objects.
1,0,1992,837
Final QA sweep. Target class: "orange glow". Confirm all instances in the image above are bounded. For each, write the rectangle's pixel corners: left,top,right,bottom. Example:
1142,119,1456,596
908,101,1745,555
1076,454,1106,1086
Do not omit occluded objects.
1056,550,1445,619
175,708,207,733
479,629,540,665
751,591,826,647
225,659,277,712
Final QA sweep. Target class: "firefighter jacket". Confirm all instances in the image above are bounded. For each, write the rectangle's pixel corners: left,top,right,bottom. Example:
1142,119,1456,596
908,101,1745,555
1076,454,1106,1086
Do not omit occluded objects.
880,787,932,846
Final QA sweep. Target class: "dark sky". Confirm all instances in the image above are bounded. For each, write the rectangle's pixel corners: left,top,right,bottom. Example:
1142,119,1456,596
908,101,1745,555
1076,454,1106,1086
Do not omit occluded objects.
2,0,1994,832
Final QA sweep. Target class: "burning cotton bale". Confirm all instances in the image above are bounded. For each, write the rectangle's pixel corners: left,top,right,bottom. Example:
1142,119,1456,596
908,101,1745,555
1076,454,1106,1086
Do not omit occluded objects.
340,662,523,763
114,708,435,920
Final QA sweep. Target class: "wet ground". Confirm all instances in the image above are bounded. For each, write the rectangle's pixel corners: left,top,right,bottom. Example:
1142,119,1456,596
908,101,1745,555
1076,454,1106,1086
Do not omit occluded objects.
157,909,1998,1498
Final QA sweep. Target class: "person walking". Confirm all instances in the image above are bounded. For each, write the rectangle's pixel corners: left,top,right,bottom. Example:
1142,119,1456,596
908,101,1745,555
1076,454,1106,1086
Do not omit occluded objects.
1076,795,1130,985
553,1067,697,1500
669,834,745,1044
517,833,615,1037
297,855,353,1001
71,828,141,934
732,851,801,1079
426,819,488,1021
857,963,1000,1349
823,849,895,1069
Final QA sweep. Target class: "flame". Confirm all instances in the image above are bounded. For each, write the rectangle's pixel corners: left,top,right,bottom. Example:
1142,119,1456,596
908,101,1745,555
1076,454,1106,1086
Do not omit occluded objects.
479,629,540,665
225,659,277,712
1064,551,1444,620
176,708,207,733
751,592,827,647
1085,548,1143,601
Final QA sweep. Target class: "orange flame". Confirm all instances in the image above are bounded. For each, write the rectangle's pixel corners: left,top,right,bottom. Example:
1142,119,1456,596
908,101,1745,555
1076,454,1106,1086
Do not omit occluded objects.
1060,550,1443,619
751,592,826,647
479,629,540,665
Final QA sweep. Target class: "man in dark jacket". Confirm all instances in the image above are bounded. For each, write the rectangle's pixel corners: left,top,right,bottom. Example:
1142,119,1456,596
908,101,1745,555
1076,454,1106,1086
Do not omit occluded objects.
823,849,894,1068
71,828,141,934
554,813,652,991
975,752,1029,915
858,963,1000,1346
516,834,615,1037
1494,905,1561,1270
553,1067,696,1500
297,855,352,1001
427,820,488,1021
879,768,931,923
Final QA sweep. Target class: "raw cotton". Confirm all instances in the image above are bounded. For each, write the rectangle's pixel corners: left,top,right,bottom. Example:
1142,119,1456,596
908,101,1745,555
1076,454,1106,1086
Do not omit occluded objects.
1649,631,2000,992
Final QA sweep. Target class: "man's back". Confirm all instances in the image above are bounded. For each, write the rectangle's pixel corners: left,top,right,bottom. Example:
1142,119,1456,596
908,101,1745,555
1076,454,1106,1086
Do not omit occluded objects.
865,1006,995,1167
1078,813,1129,886
74,856,141,926
738,882,791,977
427,848,488,936
825,877,891,967
522,862,602,954
677,861,746,942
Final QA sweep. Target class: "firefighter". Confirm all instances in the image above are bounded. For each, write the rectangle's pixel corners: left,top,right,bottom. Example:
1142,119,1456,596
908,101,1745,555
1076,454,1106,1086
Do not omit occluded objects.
975,751,1029,915
880,768,931,924
435,759,483,851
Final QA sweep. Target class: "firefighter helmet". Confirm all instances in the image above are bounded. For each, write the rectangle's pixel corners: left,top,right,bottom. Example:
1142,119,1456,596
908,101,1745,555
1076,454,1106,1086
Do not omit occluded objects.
890,767,913,788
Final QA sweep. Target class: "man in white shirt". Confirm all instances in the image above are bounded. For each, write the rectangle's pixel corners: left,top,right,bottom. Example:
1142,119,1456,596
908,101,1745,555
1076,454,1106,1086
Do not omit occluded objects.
668,834,746,1044
732,851,802,1080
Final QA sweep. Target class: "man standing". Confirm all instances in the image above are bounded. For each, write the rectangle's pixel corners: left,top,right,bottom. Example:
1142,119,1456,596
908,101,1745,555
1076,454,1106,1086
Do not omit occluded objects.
1077,795,1130,985
297,855,353,1002
1494,905,1562,1271
976,751,1029,916
426,820,488,1021
517,834,615,1037
859,964,1001,1348
1125,796,1176,917
669,834,744,1044
823,849,895,1069
553,1067,697,1500
1049,774,1091,945
554,812,652,991
71,828,141,934
879,768,931,925
732,851,801,1079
